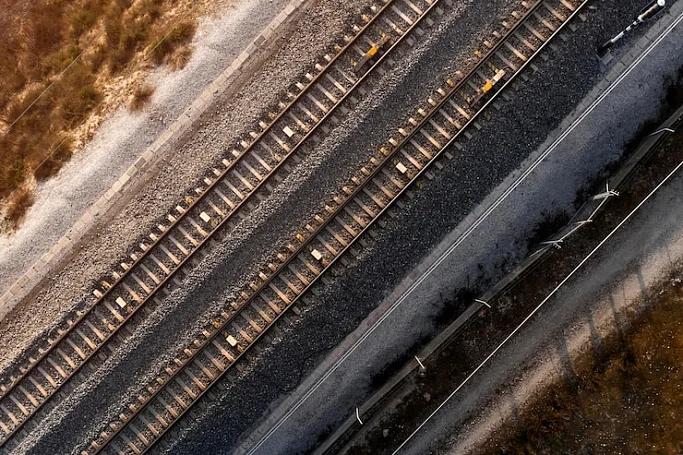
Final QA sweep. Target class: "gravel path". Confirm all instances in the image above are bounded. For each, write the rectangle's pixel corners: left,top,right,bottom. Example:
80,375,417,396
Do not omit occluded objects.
0,0,369,373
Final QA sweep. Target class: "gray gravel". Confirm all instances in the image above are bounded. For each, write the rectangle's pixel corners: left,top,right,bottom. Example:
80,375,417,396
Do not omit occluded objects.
0,0,292,369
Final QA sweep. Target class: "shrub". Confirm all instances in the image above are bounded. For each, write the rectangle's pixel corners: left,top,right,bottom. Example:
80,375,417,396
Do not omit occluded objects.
4,186,34,229
130,84,155,111
148,20,196,67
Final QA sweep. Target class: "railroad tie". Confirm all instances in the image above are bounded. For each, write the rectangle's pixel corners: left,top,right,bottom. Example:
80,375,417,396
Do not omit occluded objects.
128,422,149,446
391,5,413,25
0,418,10,434
167,236,190,256
130,273,152,294
317,236,338,256
213,187,236,210
1,404,19,425
400,148,423,170
258,293,282,315
28,377,48,398
65,338,86,360
524,21,547,42
334,216,358,238
139,414,160,437
157,396,179,418
533,11,556,32
177,225,199,247
120,432,142,454
420,128,442,149
543,2,566,21
240,312,263,334
148,403,168,427
250,151,273,172
250,302,272,324
232,169,255,191
76,328,97,350
47,357,68,379
202,351,224,371
211,340,235,363
37,367,57,388
9,394,29,416
224,180,245,201
56,348,76,369
18,386,38,407
184,369,206,391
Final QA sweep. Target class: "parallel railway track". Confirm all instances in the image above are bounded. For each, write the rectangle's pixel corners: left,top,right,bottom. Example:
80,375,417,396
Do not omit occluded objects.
83,0,588,453
0,0,453,449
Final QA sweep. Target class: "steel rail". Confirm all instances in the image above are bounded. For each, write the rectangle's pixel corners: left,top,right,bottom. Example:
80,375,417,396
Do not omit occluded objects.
88,1,452,453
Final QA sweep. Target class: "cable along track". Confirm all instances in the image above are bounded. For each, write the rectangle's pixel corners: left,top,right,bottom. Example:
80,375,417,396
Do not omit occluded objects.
86,0,587,453
0,0,453,450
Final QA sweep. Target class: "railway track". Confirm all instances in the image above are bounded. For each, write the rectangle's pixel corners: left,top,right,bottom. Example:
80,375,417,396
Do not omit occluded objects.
80,0,588,453
0,0,454,450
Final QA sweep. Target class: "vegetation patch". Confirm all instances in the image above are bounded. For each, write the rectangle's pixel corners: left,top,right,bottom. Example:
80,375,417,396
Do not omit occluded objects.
130,84,156,111
0,0,207,231
477,278,683,455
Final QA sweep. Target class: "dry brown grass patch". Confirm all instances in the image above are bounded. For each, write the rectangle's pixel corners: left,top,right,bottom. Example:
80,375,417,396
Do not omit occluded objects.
0,0,202,225
129,84,155,111
148,21,196,68
4,186,35,230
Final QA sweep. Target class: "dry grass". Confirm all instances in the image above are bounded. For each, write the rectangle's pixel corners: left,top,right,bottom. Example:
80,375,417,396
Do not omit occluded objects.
129,84,155,111
0,0,202,228
478,281,683,455
4,186,35,230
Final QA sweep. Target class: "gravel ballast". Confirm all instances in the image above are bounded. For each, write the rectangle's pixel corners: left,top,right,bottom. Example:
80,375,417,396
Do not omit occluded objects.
0,0,370,372
162,1,679,454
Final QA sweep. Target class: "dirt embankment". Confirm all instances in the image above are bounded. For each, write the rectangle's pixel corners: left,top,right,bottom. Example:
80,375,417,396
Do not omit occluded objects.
345,73,683,454
473,277,683,455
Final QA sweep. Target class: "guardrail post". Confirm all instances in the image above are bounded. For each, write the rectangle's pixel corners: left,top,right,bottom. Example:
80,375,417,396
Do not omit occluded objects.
540,239,563,249
647,127,675,137
593,182,620,200
474,298,491,308
415,356,427,376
